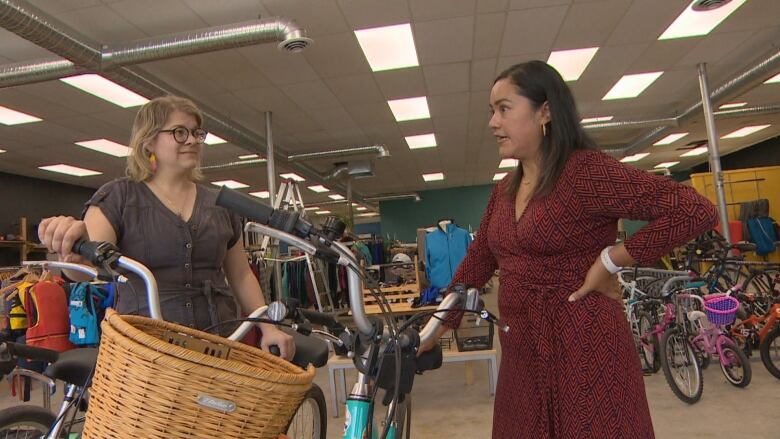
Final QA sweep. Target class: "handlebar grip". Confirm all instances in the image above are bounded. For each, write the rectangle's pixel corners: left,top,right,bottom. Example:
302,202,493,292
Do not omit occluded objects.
215,187,276,223
299,309,345,333
0,342,59,364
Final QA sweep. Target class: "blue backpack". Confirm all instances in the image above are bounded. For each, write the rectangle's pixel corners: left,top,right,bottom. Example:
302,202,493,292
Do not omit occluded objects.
747,217,778,256
68,283,105,346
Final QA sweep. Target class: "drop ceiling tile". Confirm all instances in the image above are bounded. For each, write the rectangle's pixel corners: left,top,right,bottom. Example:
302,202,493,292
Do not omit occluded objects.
409,0,475,21
509,0,571,10
606,1,684,45
238,44,321,86
107,0,206,36
477,0,509,13
336,0,410,30
181,0,272,26
325,74,385,105
554,0,630,49
474,13,506,60
261,0,351,36
428,92,470,117
471,58,498,90
422,63,470,95
279,80,342,110
414,16,474,64
303,33,372,78
374,68,426,99
500,7,568,56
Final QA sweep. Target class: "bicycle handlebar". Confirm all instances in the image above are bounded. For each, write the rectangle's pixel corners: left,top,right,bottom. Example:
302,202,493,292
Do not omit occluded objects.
0,341,60,364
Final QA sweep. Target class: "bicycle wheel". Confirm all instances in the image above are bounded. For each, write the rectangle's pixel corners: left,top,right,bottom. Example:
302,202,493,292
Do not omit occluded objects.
637,312,660,373
760,325,780,380
660,327,703,404
0,405,56,438
719,342,751,387
745,270,779,313
285,383,327,439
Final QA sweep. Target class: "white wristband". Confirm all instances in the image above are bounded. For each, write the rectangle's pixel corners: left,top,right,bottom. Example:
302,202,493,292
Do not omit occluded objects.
600,246,622,274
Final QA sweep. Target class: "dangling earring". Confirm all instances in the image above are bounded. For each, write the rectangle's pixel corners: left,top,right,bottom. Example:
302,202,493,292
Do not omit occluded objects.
542,123,547,137
149,152,157,172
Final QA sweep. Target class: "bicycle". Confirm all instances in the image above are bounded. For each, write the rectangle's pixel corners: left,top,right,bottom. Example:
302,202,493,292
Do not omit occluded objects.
730,290,780,380
0,241,331,439
659,284,751,404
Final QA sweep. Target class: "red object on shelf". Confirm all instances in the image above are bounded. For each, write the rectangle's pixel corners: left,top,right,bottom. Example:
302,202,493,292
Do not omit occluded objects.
714,220,745,254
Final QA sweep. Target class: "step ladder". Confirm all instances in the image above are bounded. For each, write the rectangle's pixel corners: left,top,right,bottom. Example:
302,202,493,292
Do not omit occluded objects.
250,179,335,312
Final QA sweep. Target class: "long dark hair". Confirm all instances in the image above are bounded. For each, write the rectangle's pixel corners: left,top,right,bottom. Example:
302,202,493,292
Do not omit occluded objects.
495,61,596,199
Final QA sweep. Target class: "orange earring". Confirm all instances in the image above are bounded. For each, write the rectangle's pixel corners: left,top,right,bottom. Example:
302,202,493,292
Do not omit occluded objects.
542,123,547,137
149,153,157,172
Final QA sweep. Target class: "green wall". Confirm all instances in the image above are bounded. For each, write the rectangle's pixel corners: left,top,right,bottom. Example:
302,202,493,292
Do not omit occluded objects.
379,184,494,242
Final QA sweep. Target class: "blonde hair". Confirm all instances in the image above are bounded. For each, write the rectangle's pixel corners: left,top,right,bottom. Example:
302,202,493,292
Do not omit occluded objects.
126,95,205,182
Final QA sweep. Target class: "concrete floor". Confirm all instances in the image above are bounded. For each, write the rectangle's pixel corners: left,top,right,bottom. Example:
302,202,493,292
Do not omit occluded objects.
3,283,779,438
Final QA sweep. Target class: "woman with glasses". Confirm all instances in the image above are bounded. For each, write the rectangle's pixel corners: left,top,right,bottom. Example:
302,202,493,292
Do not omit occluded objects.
37,95,295,359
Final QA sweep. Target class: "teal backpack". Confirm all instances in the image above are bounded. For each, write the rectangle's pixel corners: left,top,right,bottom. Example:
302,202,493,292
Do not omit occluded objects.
68,283,105,346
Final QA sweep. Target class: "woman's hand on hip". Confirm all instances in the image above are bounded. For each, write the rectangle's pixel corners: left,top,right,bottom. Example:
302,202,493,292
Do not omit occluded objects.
568,257,621,302
260,325,296,361
38,216,88,263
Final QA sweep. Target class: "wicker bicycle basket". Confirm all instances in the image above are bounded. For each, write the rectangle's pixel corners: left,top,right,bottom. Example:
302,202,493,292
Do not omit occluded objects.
82,309,314,439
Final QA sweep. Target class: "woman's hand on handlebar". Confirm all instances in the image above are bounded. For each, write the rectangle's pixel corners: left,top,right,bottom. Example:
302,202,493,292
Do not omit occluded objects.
259,324,296,361
38,216,88,263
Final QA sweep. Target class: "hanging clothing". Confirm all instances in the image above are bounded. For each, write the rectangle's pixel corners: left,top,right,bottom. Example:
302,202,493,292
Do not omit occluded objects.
445,149,717,438
24,280,75,353
425,223,472,288
353,241,373,265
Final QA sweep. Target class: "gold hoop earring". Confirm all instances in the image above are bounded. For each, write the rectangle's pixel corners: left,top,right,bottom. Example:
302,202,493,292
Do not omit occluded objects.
542,123,547,137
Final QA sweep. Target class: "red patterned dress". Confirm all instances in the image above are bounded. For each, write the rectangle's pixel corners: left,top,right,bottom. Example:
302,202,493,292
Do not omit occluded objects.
448,149,717,438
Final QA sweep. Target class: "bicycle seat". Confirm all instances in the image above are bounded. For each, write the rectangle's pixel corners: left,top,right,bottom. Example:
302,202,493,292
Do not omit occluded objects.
732,242,757,253
44,347,98,388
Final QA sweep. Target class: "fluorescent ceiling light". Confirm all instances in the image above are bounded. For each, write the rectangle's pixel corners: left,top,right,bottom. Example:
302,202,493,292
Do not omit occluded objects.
547,47,599,81
718,102,747,109
316,210,332,215
354,23,419,72
39,164,102,177
422,172,444,182
204,133,227,145
211,180,249,189
280,172,305,182
387,96,430,122
0,149,5,153
721,124,771,139
653,132,689,146
499,158,518,168
359,212,380,218
493,172,507,181
603,72,664,100
75,139,130,157
304,206,320,211
0,105,42,125
680,146,708,157
581,116,613,124
60,74,148,108
659,0,747,40
308,185,329,193
620,153,650,163
250,191,270,199
329,194,345,200
765,73,780,84
654,161,679,169
239,154,259,160
356,206,368,211
405,133,437,149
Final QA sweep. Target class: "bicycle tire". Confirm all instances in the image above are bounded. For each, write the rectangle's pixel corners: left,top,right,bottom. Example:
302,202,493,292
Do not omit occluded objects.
719,342,751,387
637,312,660,373
0,405,57,438
759,325,780,380
660,327,702,404
285,383,327,439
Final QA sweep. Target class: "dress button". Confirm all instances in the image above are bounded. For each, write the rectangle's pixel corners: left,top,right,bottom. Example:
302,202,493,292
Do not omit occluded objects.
185,283,191,288
185,263,191,269
185,302,192,308
186,243,192,249
188,323,195,328
191,224,198,231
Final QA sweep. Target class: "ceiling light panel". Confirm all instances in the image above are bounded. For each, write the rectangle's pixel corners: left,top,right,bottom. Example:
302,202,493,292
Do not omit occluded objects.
250,191,270,198
387,96,430,122
680,146,708,157
718,102,747,109
39,164,102,177
547,47,599,81
653,132,689,146
308,185,329,193
659,0,747,40
329,194,345,200
655,161,679,169
354,23,419,72
239,154,259,160
422,172,444,182
316,210,332,215
499,159,518,168
304,206,319,211
280,173,305,182
356,207,368,211
204,134,227,145
405,133,437,149
581,116,613,124
75,139,130,157
493,172,507,181
60,74,149,108
603,72,664,100
0,105,42,125
620,153,650,163
721,124,771,139
765,73,780,84
211,180,249,189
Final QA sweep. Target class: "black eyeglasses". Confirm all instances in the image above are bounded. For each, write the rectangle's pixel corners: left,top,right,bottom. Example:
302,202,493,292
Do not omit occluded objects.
158,126,208,144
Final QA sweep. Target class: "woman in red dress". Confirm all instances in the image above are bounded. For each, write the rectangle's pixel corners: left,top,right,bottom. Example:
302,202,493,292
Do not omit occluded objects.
419,61,717,438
